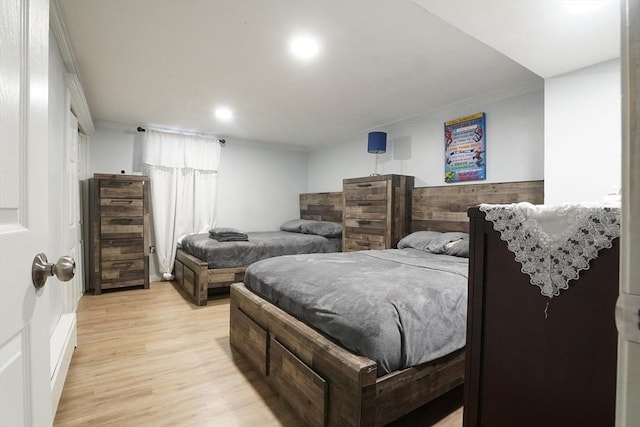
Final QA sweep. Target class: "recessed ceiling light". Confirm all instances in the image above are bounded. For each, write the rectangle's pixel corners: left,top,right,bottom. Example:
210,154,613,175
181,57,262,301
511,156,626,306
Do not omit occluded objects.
289,35,321,61
563,1,608,14
214,107,233,121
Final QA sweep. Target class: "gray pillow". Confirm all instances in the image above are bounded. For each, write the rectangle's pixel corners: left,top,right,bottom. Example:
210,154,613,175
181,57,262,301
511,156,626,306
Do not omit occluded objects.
397,231,443,251
398,231,470,257
441,239,469,257
280,219,316,233
301,221,343,238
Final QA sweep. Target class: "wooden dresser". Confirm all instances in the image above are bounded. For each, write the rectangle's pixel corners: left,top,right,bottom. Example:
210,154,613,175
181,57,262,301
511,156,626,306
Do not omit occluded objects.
342,174,414,251
89,174,150,294
464,207,619,427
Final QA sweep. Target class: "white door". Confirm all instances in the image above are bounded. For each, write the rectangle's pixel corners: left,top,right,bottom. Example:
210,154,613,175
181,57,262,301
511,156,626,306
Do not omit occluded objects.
617,1,640,426
0,0,53,426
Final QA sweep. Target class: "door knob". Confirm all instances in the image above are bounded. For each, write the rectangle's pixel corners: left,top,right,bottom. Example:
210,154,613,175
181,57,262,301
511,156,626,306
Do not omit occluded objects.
32,253,76,289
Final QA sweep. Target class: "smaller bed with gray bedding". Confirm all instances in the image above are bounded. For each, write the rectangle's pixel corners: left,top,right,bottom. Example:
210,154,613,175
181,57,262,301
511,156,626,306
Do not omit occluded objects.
181,230,341,269
174,218,343,306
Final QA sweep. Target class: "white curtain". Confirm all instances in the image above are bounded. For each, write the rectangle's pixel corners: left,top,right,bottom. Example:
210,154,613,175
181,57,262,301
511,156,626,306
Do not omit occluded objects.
142,129,221,280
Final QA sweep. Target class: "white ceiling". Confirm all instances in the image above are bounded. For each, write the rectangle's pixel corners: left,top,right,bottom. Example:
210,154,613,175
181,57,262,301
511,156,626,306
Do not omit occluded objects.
57,0,619,148
416,0,620,78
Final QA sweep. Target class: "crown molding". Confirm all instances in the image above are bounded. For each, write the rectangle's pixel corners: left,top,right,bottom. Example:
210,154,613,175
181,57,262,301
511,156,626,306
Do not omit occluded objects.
65,74,95,134
51,0,95,134
50,0,78,76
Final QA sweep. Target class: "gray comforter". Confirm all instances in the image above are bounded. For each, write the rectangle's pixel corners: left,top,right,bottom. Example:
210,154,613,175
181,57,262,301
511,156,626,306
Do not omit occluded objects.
180,231,341,268
244,248,468,376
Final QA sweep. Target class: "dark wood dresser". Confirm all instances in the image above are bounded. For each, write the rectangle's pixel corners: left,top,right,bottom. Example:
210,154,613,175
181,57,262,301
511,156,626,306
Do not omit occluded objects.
464,207,619,427
342,174,413,251
89,174,150,294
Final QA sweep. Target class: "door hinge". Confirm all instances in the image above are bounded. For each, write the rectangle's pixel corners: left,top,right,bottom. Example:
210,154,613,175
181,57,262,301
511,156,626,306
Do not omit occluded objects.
616,293,640,344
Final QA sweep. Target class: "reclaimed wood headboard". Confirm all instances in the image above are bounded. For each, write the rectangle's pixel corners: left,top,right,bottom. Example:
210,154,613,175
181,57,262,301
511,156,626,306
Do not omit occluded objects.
299,180,544,233
411,180,544,233
299,192,343,223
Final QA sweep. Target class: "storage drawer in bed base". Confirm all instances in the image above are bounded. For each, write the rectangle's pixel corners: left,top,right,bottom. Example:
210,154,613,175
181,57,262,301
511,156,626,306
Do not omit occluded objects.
174,259,195,299
268,337,328,427
229,305,268,376
230,300,329,427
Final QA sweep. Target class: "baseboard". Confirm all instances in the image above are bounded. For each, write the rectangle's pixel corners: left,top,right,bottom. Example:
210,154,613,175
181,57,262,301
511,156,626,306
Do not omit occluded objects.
150,274,162,282
50,313,77,418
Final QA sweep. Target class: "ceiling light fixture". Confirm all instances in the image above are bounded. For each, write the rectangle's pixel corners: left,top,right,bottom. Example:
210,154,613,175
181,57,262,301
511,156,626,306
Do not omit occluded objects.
214,107,233,121
289,35,321,61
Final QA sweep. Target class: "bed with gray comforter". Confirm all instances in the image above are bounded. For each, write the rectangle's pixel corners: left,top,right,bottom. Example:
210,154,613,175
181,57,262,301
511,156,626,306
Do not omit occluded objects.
243,247,468,376
180,231,341,269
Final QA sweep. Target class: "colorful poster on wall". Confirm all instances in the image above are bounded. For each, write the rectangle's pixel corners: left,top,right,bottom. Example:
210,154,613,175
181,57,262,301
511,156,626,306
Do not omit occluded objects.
444,112,486,183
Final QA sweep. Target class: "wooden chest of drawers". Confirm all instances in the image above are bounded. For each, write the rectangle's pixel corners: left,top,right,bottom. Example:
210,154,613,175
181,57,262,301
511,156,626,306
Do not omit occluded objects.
89,174,149,294
342,175,414,251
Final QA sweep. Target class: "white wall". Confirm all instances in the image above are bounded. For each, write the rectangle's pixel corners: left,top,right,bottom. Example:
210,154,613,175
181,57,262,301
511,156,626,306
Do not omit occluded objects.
544,59,621,204
216,138,308,231
87,122,144,175
308,88,545,191
87,122,309,278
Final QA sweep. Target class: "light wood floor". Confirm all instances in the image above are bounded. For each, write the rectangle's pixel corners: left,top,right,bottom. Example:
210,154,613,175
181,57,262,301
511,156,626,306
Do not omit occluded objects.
54,282,463,427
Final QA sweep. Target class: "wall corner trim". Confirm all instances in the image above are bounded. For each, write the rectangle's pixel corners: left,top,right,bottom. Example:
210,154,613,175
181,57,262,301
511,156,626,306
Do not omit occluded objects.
51,0,95,134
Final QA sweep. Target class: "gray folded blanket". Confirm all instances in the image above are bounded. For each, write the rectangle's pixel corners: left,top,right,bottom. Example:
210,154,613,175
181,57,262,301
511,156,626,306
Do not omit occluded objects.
209,227,249,242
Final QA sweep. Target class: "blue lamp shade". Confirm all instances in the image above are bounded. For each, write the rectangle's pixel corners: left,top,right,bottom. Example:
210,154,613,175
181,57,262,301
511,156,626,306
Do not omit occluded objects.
367,132,387,154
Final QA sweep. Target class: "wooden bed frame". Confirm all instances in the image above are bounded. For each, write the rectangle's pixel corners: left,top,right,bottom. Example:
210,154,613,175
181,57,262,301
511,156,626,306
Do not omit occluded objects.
174,191,343,306
229,180,544,426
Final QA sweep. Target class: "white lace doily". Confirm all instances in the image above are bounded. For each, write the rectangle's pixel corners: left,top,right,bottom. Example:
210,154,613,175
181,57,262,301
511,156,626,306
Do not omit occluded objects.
479,202,620,298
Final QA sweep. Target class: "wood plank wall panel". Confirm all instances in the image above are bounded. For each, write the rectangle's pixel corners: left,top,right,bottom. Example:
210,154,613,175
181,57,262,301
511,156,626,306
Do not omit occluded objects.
300,192,343,223
412,180,544,233
300,181,542,236
391,175,414,247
